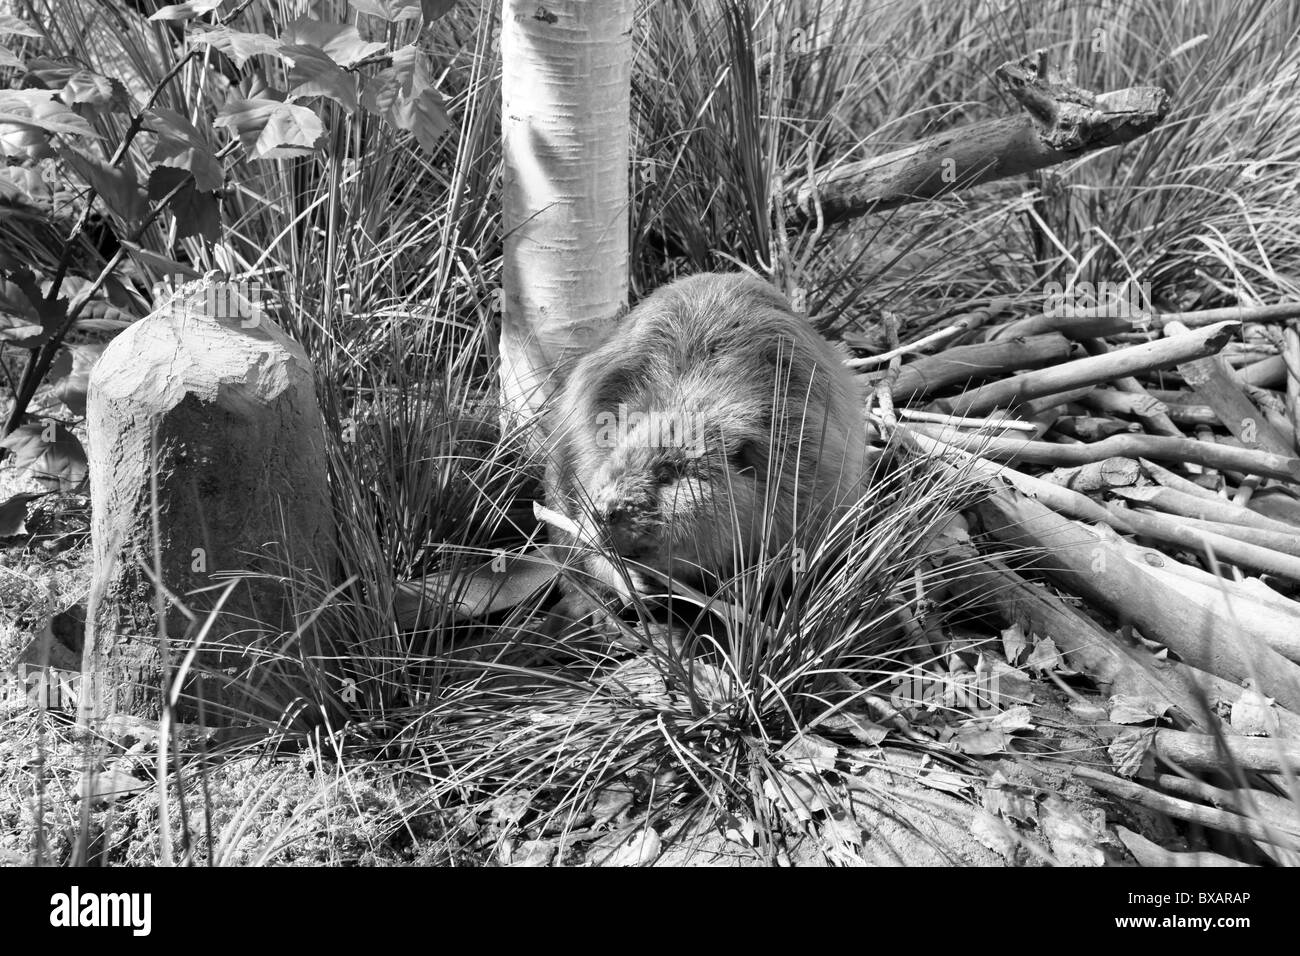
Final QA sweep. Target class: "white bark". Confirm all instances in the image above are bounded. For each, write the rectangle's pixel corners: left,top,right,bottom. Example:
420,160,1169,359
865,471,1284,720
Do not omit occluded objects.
500,0,633,427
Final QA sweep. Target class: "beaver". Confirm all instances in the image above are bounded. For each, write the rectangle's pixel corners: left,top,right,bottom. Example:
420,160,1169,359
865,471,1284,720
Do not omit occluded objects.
543,272,868,610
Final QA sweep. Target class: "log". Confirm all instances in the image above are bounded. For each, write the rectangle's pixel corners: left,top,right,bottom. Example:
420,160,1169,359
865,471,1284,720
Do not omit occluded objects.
83,276,340,727
880,333,1077,401
906,423,1300,483
972,484,1300,712
933,321,1238,416
783,76,1168,228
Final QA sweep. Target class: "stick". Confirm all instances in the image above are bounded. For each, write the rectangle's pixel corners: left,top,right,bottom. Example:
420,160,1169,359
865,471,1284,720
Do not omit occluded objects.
905,423,1300,483
896,408,1037,432
1152,729,1300,776
934,322,1238,416
1073,766,1300,850
1110,484,1300,535
1167,319,1296,457
990,301,1300,342
845,301,1011,369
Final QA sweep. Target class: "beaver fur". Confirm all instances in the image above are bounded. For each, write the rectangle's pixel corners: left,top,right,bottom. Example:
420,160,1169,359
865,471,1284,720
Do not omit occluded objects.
544,272,867,605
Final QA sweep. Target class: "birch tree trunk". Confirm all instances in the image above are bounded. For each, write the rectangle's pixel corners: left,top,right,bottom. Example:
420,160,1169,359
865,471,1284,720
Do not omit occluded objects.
500,0,634,429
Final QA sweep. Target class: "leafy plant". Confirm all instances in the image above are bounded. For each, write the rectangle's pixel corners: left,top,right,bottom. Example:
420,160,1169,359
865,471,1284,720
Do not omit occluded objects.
0,0,456,509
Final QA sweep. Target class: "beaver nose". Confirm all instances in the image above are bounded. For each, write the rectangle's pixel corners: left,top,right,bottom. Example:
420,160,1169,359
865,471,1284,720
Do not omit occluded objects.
602,507,653,557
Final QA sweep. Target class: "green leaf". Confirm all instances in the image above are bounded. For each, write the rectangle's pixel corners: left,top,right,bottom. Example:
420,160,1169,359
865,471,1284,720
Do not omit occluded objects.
0,14,43,37
0,45,23,69
281,43,358,112
188,25,280,68
349,0,422,21
0,420,88,491
281,17,385,67
149,107,224,192
147,166,221,242
361,44,449,152
214,97,324,160
149,0,224,21
63,72,130,114
59,146,148,229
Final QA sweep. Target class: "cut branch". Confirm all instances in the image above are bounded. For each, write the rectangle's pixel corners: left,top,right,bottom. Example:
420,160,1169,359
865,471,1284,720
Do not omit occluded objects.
784,76,1168,229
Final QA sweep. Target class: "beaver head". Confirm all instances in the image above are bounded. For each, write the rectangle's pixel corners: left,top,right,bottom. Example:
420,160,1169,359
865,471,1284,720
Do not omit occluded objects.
545,272,867,601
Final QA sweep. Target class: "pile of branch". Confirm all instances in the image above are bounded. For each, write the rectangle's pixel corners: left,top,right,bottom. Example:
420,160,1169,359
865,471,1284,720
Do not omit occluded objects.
858,295,1300,863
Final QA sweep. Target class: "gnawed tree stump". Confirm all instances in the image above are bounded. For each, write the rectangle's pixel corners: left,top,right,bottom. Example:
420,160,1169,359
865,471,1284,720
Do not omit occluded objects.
82,276,339,729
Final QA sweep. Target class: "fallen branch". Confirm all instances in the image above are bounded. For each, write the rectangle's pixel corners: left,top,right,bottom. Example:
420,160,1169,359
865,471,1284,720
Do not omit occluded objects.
875,333,1077,400
1110,484,1300,535
972,484,1300,711
1114,826,1254,867
933,321,1238,416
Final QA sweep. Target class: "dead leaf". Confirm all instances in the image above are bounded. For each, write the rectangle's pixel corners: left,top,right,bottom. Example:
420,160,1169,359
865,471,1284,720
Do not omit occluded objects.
601,828,661,867
1040,796,1105,866
971,809,1019,860
990,705,1035,733
1025,635,1065,676
1231,689,1279,737
779,733,839,774
1001,623,1028,666
1108,726,1157,778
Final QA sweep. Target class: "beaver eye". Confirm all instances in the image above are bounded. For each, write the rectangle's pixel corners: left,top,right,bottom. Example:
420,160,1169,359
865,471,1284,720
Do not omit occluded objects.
728,441,758,474
653,462,678,485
